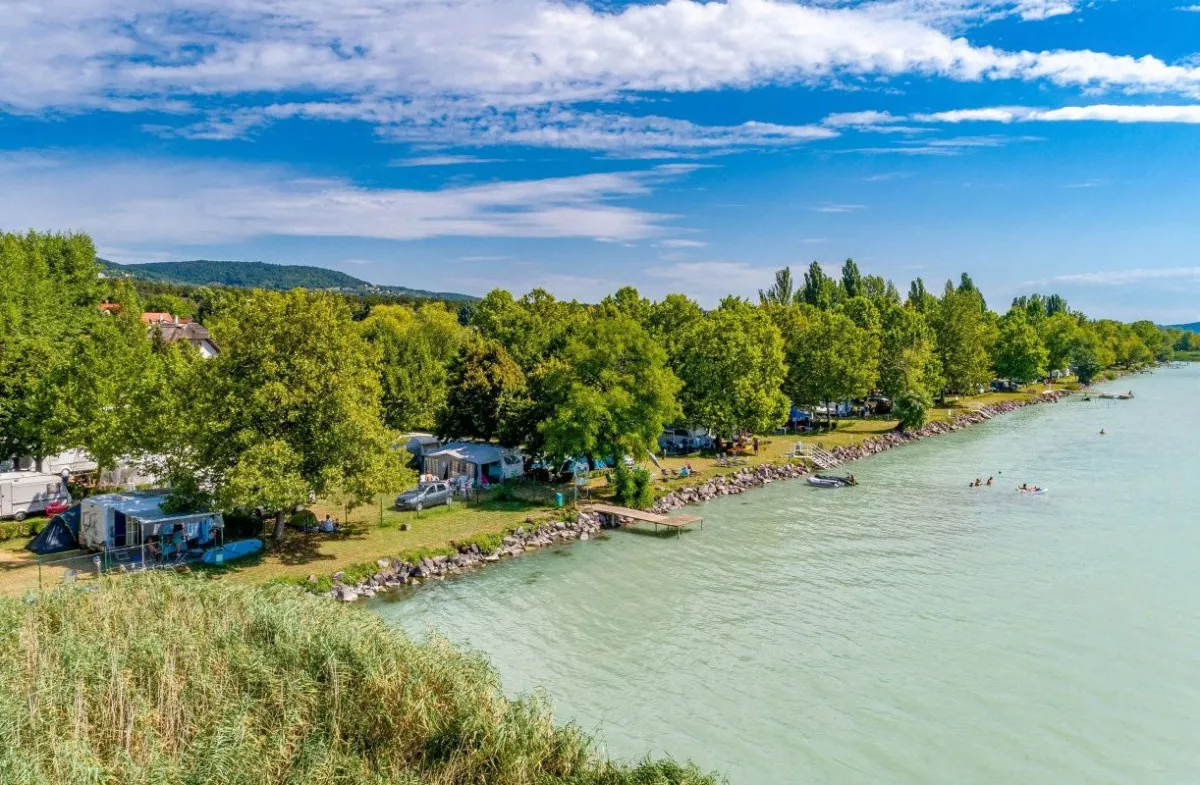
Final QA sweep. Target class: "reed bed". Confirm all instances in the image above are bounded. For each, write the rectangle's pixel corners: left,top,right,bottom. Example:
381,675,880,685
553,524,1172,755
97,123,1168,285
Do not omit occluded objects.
0,574,718,785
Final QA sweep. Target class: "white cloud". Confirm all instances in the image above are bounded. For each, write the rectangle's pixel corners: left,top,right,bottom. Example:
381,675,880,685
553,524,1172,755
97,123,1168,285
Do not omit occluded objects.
822,110,907,127
1177,5,1200,11
812,203,867,212
4,0,1200,148
832,0,1087,26
1064,178,1108,188
1052,267,1200,285
915,104,1200,124
645,260,774,302
390,155,503,167
657,239,708,248
178,102,839,155
0,153,693,247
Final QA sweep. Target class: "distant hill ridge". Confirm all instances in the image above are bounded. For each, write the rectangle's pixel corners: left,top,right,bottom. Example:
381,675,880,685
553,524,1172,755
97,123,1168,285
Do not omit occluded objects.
97,259,477,301
1168,322,1200,333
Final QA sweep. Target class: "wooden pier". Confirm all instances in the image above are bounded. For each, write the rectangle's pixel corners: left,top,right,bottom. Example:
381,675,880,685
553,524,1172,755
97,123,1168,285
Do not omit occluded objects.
584,504,703,536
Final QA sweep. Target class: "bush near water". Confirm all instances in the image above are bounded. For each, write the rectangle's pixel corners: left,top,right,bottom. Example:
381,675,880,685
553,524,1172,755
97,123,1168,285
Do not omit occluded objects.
0,574,718,785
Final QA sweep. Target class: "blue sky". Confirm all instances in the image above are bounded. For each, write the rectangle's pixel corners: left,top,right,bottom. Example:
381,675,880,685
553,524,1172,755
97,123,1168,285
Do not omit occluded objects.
2,0,1199,322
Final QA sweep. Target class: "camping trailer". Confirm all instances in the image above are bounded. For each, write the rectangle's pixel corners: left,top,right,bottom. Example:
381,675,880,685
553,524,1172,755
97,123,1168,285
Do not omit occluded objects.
0,471,72,521
78,492,224,553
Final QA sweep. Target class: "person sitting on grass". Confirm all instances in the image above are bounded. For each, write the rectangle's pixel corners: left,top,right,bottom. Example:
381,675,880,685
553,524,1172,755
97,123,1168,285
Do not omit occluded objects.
319,516,339,534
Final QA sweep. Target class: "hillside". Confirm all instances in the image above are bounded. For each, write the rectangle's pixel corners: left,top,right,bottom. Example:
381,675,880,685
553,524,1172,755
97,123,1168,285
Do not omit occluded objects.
98,258,477,301
1169,322,1200,333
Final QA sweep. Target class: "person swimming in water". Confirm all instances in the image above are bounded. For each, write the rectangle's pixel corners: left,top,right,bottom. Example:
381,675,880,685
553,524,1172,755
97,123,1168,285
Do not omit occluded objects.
1099,429,1106,435
986,476,993,486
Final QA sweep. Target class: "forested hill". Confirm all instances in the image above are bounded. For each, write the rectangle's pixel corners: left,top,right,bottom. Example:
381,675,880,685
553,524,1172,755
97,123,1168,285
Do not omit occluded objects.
97,259,477,301
1169,322,1200,333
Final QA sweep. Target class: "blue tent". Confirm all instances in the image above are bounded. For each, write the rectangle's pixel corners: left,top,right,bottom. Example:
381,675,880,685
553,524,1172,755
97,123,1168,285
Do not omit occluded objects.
789,407,812,423
26,504,81,555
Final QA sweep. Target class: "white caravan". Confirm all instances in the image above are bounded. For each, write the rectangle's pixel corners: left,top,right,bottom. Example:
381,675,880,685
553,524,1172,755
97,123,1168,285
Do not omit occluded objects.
0,471,72,521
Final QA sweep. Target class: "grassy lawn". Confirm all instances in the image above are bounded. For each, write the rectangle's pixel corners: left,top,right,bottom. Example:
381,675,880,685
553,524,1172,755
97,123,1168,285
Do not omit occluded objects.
0,382,1074,596
220,494,568,586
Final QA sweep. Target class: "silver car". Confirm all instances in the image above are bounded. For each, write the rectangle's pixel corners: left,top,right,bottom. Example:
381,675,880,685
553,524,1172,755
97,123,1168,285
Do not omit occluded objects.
395,482,452,511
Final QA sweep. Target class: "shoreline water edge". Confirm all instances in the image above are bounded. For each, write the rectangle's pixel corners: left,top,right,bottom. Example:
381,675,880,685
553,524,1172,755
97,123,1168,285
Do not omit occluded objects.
332,390,1070,603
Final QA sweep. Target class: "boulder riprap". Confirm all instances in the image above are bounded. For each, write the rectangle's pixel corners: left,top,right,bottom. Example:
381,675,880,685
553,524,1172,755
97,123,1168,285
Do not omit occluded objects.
328,512,607,601
330,390,1068,601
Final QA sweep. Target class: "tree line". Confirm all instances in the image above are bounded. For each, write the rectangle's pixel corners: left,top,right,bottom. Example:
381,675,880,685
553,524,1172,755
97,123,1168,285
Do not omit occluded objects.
0,231,1180,531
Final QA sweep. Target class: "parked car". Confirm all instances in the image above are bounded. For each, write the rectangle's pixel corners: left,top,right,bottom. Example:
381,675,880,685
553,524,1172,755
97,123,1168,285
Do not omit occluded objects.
395,482,452,511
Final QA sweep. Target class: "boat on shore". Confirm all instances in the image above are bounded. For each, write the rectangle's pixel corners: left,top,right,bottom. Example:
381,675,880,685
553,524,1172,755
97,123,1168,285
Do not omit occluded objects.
815,473,858,487
807,477,844,488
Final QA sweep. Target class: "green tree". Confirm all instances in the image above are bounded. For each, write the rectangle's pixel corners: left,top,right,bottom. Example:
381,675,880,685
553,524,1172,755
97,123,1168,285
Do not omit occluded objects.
675,301,790,436
784,308,878,416
758,267,797,307
1070,330,1111,385
193,290,407,538
600,286,653,325
437,338,529,446
893,388,933,431
802,261,841,309
537,313,681,462
906,278,937,314
645,293,704,372
0,231,102,460
1040,312,1082,373
360,303,467,431
957,272,986,311
993,309,1049,382
878,305,943,403
472,288,582,372
841,259,863,298
931,286,992,395
838,296,881,333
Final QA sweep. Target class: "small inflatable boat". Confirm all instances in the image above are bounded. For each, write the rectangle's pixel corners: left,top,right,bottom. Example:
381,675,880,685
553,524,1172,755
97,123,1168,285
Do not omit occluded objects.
201,538,264,565
1017,488,1047,495
815,474,857,487
807,477,843,488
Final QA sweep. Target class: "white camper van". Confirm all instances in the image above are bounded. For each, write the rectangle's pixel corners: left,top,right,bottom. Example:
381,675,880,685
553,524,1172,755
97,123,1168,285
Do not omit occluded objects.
0,471,72,521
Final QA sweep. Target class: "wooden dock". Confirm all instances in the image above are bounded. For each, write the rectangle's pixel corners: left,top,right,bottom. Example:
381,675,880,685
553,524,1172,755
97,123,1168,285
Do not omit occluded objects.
584,504,703,536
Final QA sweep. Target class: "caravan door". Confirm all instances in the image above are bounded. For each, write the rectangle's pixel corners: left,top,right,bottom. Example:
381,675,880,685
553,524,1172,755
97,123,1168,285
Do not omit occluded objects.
0,482,11,518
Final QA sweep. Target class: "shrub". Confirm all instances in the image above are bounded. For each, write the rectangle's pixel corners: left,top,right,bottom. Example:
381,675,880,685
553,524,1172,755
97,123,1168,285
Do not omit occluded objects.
0,518,40,541
893,388,932,432
609,461,636,504
630,467,655,509
456,532,505,554
0,573,719,784
609,463,655,509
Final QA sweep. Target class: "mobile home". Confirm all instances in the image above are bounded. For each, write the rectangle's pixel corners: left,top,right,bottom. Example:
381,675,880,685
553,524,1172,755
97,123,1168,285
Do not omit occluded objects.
0,471,72,521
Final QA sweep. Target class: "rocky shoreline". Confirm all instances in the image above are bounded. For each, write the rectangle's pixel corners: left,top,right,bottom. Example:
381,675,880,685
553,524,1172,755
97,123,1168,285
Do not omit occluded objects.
329,389,1068,602
329,513,612,602
651,390,1069,513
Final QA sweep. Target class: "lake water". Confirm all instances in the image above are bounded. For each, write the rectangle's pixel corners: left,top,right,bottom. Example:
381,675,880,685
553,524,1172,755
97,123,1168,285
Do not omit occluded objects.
372,365,1200,784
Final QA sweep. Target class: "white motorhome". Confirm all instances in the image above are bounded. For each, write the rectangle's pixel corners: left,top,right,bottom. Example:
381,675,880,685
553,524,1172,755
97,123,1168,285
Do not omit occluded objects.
0,471,72,521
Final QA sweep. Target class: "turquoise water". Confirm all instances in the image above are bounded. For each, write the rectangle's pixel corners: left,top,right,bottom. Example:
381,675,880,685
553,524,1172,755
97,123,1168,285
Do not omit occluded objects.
372,366,1200,784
